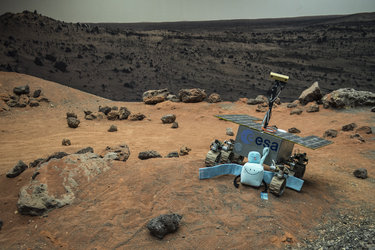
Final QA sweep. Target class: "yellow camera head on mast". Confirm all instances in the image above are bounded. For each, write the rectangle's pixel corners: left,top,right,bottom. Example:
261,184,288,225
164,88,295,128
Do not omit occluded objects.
270,72,289,83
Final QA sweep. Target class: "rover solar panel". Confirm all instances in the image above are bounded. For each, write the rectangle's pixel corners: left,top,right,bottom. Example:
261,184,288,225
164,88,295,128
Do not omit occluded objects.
216,114,332,150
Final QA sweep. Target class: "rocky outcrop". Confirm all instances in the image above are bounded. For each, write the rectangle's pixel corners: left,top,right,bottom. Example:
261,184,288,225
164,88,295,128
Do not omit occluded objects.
143,89,169,105
322,88,375,109
17,153,113,216
100,143,130,162
178,88,206,103
1,86,47,110
147,214,183,239
299,82,322,105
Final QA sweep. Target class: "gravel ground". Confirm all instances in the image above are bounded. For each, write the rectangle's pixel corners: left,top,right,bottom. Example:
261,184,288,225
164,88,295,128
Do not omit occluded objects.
289,206,375,249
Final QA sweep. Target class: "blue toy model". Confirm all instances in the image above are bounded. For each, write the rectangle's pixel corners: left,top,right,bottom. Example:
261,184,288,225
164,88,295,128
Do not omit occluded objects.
238,147,270,187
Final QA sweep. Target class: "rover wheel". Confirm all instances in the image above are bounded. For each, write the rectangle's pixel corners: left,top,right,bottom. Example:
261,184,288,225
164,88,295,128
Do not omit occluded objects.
220,151,231,164
293,164,306,179
205,151,221,167
269,176,286,196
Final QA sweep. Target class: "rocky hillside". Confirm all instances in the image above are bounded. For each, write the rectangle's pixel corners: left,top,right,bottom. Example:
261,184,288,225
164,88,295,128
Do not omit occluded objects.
0,10,374,101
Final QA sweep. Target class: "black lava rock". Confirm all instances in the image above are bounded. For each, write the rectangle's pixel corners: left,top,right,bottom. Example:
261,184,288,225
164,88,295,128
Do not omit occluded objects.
76,147,94,154
165,152,179,158
0,220,3,231
67,117,80,128
323,129,338,138
353,168,368,179
45,152,68,162
342,123,357,131
33,89,42,98
13,85,30,95
6,160,28,178
138,150,162,160
66,112,77,118
99,106,112,115
171,122,179,129
161,114,176,124
147,214,183,239
288,127,301,133
108,125,118,132
29,158,45,168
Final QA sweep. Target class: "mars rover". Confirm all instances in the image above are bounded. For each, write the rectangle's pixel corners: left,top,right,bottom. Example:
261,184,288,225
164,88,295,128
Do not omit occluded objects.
203,72,332,197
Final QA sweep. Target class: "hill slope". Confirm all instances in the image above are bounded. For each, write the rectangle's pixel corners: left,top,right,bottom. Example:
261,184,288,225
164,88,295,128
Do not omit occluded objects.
0,11,374,102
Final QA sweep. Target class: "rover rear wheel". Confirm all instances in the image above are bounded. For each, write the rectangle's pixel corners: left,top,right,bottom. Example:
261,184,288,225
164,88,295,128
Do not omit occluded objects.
205,151,221,167
269,176,286,196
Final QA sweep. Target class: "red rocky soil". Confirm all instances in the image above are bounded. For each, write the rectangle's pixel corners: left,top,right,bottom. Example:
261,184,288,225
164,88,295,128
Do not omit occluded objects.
0,72,374,249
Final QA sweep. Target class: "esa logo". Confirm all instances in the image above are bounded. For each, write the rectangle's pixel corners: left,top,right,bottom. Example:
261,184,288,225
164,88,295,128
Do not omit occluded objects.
240,129,279,151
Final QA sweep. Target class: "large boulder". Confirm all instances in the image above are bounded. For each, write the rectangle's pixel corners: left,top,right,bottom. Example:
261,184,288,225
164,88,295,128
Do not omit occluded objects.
178,88,207,103
298,82,322,105
17,153,113,216
143,89,169,105
322,88,375,109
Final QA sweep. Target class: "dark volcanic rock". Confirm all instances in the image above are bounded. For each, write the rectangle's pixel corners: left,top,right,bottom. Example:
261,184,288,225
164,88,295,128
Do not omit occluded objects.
100,143,130,161
179,146,191,156
371,107,375,112
76,147,94,154
350,133,365,143
323,129,338,138
66,112,77,118
138,150,162,160
299,82,322,105
171,122,179,128
179,88,206,103
29,158,45,168
6,160,28,178
247,95,268,105
306,103,320,113
0,220,2,231
29,99,39,107
342,123,357,131
107,110,119,120
33,89,42,98
99,106,112,115
129,113,146,121
290,108,303,115
119,107,131,120
147,214,183,239
288,127,301,133
108,125,117,132
67,117,80,128
161,114,176,124
322,88,375,109
165,152,179,158
143,88,169,105
45,152,69,162
62,138,71,146
353,168,368,179
356,126,372,134
13,85,30,95
207,93,221,103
